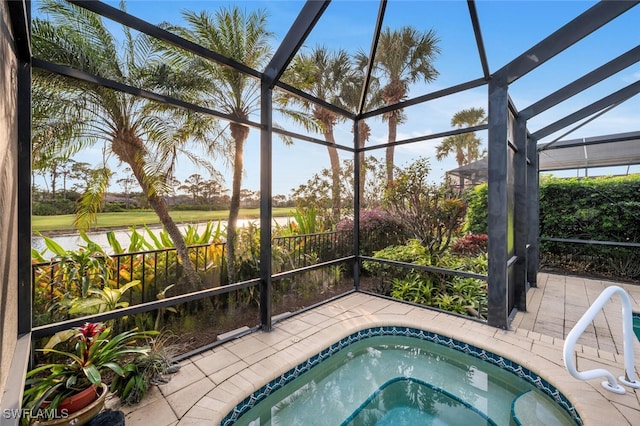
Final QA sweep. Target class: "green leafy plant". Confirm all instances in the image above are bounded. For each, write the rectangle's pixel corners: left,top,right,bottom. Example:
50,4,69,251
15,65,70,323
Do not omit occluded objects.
23,323,158,415
290,207,322,235
539,175,640,280
32,232,113,298
433,293,465,314
110,333,182,405
32,223,228,327
362,239,431,276
391,272,433,305
32,232,115,325
68,280,140,316
365,238,488,318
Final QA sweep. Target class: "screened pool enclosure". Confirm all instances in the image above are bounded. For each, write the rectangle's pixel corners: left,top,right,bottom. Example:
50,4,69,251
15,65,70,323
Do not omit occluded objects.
1,1,639,419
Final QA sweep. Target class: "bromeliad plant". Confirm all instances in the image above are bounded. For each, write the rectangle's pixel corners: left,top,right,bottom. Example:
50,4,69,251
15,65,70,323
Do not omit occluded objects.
23,322,157,413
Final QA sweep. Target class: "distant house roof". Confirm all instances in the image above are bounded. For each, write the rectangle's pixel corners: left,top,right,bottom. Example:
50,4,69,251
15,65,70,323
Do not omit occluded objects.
447,157,488,185
104,194,139,206
537,131,640,172
447,131,640,183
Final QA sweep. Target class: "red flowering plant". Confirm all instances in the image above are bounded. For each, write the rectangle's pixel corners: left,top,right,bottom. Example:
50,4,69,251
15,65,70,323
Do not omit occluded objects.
23,322,157,414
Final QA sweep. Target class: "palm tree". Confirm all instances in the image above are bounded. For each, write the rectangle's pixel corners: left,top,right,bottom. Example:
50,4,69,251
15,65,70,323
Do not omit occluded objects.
161,6,320,282
335,57,384,208
289,46,354,221
370,26,440,183
436,107,487,166
32,0,217,293
164,7,274,283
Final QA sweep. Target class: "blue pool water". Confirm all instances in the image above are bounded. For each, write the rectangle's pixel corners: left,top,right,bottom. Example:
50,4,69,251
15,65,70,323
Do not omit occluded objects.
634,314,640,342
225,329,580,426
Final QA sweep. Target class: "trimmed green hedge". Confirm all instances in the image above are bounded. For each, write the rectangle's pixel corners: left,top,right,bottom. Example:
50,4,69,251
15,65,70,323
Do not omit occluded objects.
463,175,640,280
464,183,488,235
539,175,640,242
465,175,640,241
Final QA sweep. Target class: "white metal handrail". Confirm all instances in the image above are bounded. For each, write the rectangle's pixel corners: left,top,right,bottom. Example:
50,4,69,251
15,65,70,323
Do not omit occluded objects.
562,285,640,394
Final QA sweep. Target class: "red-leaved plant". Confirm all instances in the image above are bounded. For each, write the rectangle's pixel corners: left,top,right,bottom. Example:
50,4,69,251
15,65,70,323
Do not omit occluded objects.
23,322,157,414
451,234,488,255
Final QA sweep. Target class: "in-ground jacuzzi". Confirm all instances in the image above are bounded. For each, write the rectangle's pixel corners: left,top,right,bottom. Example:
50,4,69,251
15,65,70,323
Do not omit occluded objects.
222,327,581,425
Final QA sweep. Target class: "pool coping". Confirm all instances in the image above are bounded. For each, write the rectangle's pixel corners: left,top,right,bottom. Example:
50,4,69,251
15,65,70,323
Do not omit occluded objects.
121,292,640,425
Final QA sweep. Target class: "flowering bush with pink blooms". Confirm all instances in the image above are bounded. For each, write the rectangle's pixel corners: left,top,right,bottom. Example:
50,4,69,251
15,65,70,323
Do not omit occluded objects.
336,209,407,255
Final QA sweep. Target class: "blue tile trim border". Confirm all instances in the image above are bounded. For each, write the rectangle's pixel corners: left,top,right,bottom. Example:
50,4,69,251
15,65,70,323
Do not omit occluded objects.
220,326,582,425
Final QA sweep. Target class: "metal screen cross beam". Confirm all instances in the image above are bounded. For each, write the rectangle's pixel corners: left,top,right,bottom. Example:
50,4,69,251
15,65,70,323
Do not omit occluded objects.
532,79,640,140
521,45,640,120
263,1,329,88
497,1,638,84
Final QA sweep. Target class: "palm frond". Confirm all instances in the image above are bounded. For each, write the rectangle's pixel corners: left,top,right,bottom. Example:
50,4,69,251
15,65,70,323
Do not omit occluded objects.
38,0,124,80
74,168,113,231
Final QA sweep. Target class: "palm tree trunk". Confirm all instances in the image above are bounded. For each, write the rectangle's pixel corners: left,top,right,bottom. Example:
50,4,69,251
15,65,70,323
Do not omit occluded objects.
386,113,398,184
358,121,368,208
325,133,341,223
146,193,204,293
113,134,204,294
315,109,342,223
226,123,249,284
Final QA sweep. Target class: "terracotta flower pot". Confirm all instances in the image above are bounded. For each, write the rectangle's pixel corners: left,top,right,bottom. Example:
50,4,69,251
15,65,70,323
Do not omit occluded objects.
34,383,108,426
57,384,99,414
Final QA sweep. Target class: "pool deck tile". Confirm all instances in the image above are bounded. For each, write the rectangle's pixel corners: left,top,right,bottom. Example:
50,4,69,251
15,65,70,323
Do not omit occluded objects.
165,377,216,418
116,273,640,425
194,348,242,377
121,393,178,426
156,362,206,396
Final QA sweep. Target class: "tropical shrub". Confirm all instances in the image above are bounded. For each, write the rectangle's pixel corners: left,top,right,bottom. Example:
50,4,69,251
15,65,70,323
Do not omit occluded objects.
31,223,227,326
362,239,431,279
383,157,466,257
67,281,140,316
390,272,434,305
233,221,261,282
540,175,640,241
109,333,181,405
23,323,157,416
462,175,640,281
363,240,488,318
290,207,323,235
451,234,488,256
32,233,116,324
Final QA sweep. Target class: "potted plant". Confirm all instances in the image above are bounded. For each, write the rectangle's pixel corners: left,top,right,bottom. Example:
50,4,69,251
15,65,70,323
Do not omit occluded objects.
22,322,157,425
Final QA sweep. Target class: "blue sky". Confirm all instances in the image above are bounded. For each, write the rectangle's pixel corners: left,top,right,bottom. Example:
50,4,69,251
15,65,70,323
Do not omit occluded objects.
35,1,640,196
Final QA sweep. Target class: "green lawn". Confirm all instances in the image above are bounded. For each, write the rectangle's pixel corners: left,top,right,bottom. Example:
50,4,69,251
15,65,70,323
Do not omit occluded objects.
32,208,294,233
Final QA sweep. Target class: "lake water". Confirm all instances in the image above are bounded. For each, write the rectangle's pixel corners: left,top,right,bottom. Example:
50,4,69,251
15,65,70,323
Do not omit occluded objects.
32,217,292,256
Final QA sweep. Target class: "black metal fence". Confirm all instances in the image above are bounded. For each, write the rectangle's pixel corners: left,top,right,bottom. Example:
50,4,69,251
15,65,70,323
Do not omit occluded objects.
272,230,352,269
31,230,353,326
